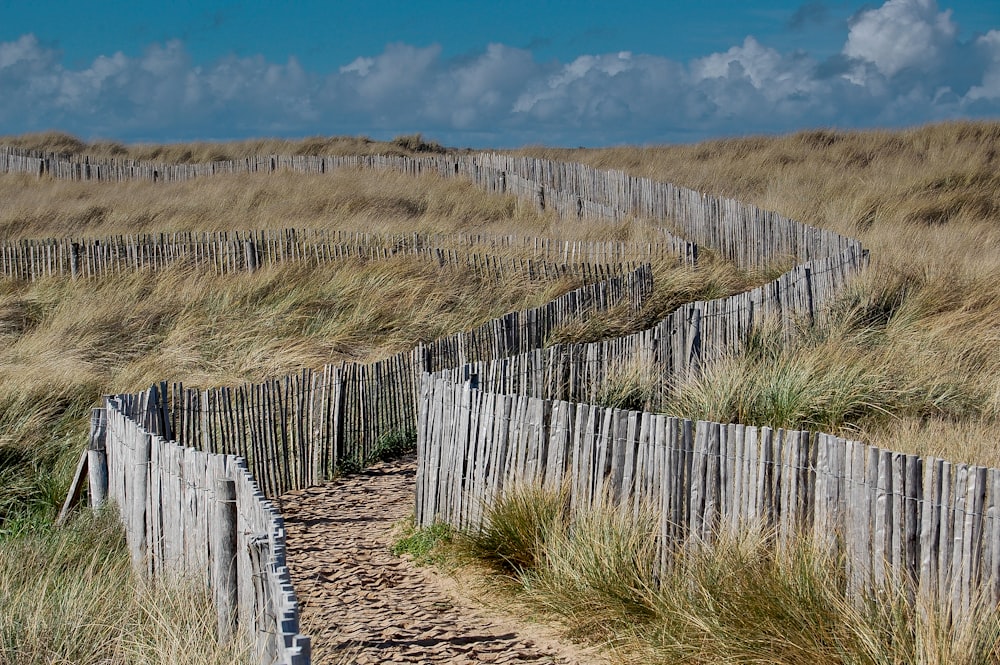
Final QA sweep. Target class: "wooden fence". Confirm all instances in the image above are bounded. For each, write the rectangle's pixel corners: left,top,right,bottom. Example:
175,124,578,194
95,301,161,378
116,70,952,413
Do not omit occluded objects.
416,374,1000,623
3,143,858,268
0,227,695,282
33,141,882,661
100,388,309,664
436,245,867,409
163,265,653,496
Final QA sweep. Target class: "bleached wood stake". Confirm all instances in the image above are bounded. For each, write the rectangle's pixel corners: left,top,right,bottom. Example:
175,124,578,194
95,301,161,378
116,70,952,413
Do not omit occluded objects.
70,242,80,280
56,446,89,526
245,239,259,273
88,407,109,510
213,477,239,643
129,432,151,574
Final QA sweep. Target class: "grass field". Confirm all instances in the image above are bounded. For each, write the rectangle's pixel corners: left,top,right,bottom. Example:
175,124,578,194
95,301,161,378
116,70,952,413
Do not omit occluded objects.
0,146,737,662
525,122,1000,466
2,121,999,663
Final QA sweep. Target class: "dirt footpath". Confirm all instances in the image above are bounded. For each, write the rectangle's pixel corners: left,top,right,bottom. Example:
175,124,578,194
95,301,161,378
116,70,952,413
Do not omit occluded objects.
279,456,605,665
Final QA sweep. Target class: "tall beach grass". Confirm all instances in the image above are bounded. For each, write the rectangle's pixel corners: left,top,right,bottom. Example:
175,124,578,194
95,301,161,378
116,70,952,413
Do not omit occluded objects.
0,510,250,665
450,485,1000,664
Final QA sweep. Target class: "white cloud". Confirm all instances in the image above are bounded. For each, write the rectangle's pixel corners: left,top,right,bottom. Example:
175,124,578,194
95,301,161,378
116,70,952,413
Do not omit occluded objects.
692,36,822,109
0,33,50,70
967,30,1000,101
339,43,440,105
426,44,539,128
339,57,374,76
0,0,997,147
843,0,957,78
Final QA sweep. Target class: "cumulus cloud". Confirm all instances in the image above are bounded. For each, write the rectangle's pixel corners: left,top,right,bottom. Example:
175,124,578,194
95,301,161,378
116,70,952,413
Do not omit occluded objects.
967,30,1000,101
0,0,998,146
844,0,957,78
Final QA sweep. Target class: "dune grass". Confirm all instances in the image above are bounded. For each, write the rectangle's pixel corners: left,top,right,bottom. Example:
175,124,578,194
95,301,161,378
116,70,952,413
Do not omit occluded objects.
0,256,597,663
0,257,598,526
0,168,549,240
0,509,250,665
523,121,1000,468
0,130,449,162
659,261,1000,465
436,485,1000,665
4,121,1000,663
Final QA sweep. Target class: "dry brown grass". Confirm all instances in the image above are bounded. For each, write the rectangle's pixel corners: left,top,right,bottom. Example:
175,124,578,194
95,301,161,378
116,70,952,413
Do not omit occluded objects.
0,130,449,162
0,169,546,240
520,121,1000,279
3,122,1000,664
0,166,683,247
0,258,592,520
0,510,250,665
450,487,1000,665
522,121,1000,465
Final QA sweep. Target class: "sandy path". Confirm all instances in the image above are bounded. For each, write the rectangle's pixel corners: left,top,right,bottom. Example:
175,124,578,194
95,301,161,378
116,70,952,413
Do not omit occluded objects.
279,456,602,665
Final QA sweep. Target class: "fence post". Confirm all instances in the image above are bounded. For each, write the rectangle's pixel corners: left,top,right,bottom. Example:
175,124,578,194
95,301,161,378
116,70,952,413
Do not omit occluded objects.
462,365,479,391
158,380,173,441
213,477,239,643
70,242,80,280
290,636,312,664
130,432,151,574
88,408,109,510
144,384,163,435
686,307,702,375
245,239,259,273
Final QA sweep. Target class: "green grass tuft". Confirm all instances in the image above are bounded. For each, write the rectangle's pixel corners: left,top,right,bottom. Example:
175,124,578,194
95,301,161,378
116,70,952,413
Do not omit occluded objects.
461,484,569,575
391,520,453,565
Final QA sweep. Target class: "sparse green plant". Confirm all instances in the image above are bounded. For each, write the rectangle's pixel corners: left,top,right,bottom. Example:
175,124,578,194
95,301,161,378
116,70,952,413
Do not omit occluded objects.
595,355,662,412
391,519,453,565
369,426,417,463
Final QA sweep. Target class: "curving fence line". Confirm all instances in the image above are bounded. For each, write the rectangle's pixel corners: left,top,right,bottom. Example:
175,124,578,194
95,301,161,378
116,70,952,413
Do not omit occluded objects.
5,142,866,267
98,389,310,664
163,264,653,496
14,142,883,662
433,244,867,409
0,227,694,282
80,261,652,665
416,375,1000,623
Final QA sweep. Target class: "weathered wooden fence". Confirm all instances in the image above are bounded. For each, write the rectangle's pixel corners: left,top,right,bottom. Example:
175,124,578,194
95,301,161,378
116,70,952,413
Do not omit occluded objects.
416,374,1000,623
30,139,882,662
165,265,653,496
436,245,867,409
0,227,694,281
99,388,309,664
3,143,857,268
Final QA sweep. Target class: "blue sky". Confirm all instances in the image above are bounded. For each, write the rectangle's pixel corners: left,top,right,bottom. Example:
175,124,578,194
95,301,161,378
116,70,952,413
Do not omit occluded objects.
1,0,998,147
